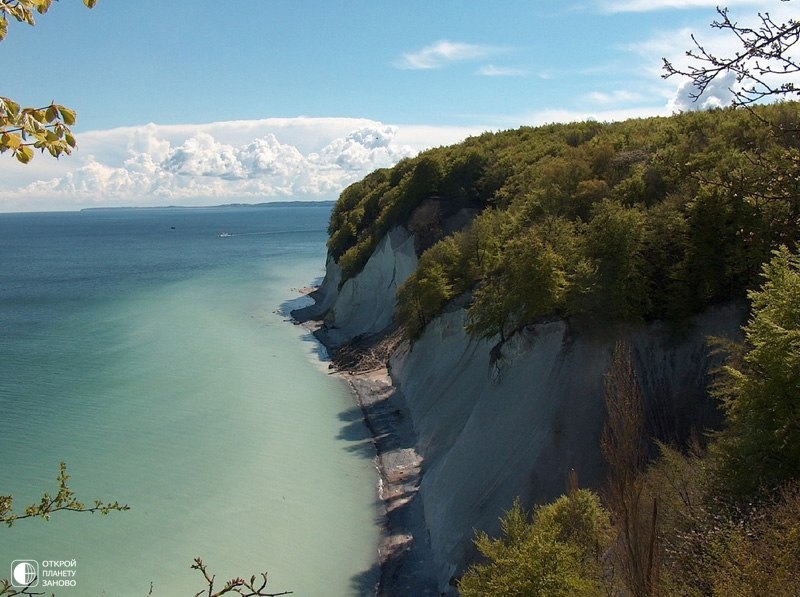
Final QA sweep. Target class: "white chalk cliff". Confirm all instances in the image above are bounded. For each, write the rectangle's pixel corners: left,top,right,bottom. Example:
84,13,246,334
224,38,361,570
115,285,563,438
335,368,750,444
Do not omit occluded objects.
304,225,745,593
296,226,417,348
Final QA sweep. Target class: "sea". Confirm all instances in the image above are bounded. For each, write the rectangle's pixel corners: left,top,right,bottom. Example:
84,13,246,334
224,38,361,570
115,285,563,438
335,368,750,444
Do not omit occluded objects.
0,204,380,596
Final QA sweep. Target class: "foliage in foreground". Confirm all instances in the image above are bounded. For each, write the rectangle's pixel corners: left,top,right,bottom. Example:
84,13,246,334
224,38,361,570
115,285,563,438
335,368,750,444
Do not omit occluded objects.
711,246,800,501
0,462,128,528
0,464,289,596
458,490,611,597
0,0,96,162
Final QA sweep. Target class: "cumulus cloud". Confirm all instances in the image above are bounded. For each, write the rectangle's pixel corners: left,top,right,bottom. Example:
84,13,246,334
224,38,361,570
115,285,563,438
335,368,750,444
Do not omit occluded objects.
314,125,408,171
161,132,306,180
667,70,738,111
394,40,499,70
0,118,484,211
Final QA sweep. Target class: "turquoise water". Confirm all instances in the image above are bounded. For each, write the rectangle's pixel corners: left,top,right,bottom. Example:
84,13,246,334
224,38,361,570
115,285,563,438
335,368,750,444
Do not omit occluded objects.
0,207,379,596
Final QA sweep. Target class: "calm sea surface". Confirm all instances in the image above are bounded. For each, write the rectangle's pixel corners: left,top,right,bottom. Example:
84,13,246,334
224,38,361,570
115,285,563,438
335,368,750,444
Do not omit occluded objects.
0,206,379,596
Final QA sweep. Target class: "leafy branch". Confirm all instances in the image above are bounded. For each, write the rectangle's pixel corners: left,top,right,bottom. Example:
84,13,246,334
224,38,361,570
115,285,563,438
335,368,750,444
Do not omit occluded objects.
0,465,290,596
0,0,97,162
0,463,127,597
0,0,96,41
0,462,129,528
0,97,78,162
0,579,46,597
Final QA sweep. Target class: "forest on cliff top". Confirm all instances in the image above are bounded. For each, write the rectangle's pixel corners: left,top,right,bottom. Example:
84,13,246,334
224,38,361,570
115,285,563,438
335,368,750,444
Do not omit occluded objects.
328,103,800,341
327,102,800,596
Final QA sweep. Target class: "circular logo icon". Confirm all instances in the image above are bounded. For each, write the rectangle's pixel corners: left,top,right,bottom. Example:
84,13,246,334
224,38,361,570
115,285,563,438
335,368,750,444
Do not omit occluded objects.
12,561,38,586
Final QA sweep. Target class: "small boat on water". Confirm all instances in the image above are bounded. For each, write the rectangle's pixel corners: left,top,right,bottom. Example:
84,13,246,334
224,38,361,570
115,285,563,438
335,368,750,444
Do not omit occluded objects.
218,232,232,238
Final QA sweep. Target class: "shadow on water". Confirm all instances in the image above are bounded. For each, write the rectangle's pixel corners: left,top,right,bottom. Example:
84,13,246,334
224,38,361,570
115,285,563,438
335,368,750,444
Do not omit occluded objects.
296,327,333,362
277,295,333,363
350,563,381,597
337,406,378,460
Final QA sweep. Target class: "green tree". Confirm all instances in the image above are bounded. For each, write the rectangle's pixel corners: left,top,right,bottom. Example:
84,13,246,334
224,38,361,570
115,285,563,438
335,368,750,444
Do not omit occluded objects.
459,491,611,597
712,246,800,501
706,484,800,597
584,199,649,320
466,225,566,341
397,260,452,339
0,0,96,162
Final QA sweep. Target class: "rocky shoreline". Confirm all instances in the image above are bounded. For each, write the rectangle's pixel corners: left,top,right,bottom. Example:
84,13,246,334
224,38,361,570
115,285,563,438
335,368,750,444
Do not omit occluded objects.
345,368,438,596
291,303,439,596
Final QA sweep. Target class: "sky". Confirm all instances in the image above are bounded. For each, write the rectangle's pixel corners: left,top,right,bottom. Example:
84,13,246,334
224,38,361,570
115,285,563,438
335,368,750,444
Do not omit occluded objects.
0,0,795,212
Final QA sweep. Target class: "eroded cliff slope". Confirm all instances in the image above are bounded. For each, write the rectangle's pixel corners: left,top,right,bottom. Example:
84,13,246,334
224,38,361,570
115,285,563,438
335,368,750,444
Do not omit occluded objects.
297,224,745,593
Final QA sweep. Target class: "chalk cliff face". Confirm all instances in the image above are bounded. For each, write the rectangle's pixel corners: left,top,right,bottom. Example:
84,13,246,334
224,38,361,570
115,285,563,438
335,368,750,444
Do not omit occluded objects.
296,226,417,348
306,226,745,592
389,305,742,589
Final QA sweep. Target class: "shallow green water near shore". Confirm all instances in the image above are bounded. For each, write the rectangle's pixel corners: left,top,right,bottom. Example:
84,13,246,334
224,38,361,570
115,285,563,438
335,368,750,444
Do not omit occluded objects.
0,206,379,595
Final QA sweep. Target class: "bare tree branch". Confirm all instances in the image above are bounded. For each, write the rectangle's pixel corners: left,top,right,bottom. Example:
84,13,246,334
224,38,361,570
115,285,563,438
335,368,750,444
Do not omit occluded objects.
663,2,800,106
191,559,292,597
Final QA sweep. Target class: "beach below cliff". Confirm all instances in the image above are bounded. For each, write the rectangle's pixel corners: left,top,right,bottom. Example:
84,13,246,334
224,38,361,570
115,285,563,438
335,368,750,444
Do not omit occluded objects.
292,302,439,596
345,367,439,596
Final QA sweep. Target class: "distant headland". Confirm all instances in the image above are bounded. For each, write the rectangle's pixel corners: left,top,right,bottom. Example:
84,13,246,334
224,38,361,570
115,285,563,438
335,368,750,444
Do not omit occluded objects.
80,200,335,212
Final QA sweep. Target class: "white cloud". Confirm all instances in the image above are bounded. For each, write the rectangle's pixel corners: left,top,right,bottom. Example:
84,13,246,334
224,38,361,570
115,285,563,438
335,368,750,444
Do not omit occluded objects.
160,132,307,180
667,71,739,111
313,125,409,171
0,118,482,212
585,90,650,105
477,64,528,77
394,40,499,70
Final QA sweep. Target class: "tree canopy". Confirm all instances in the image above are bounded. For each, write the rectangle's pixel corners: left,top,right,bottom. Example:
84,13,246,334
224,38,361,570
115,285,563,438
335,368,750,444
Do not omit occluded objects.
458,491,611,597
712,245,800,500
328,102,800,342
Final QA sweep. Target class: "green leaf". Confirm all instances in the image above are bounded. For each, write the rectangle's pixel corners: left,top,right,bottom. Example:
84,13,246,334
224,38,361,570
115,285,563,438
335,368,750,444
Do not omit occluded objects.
30,0,52,14
47,142,64,158
58,105,76,126
0,96,21,118
21,112,45,133
15,145,34,164
1,132,22,151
